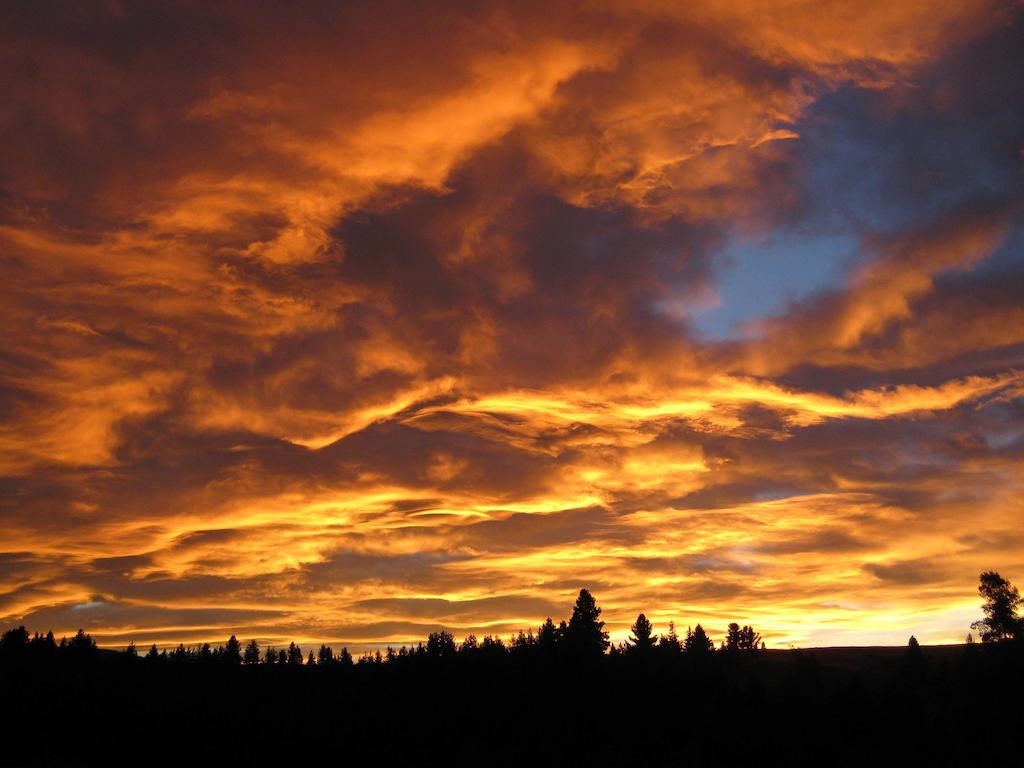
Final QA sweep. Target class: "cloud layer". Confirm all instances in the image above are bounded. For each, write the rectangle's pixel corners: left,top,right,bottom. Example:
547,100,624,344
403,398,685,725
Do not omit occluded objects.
2,0,1023,649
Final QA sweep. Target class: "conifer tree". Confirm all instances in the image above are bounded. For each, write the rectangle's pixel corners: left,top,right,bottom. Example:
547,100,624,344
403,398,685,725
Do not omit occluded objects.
244,639,261,665
564,588,609,657
537,618,559,651
223,635,242,665
627,613,656,653
660,621,681,655
684,624,713,655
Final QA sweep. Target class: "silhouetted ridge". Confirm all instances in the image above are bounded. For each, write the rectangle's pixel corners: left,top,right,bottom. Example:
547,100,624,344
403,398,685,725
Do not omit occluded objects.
1,577,1023,766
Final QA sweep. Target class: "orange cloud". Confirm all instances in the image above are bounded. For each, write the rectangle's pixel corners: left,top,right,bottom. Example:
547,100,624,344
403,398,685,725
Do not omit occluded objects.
1,1,1022,652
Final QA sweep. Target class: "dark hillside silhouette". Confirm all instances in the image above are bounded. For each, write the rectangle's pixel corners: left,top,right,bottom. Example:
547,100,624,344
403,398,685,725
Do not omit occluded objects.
1,579,1023,766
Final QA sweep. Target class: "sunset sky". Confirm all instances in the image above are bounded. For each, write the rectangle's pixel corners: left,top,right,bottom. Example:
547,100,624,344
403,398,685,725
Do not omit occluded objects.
2,1,1023,651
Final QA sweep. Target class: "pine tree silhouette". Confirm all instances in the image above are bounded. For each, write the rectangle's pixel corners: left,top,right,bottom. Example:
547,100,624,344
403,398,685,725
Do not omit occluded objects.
684,624,713,655
244,639,261,665
627,613,656,653
564,589,609,657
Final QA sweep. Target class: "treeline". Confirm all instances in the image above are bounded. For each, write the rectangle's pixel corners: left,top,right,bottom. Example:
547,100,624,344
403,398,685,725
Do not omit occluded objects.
0,589,764,669
5,567,1021,668
0,576,1022,766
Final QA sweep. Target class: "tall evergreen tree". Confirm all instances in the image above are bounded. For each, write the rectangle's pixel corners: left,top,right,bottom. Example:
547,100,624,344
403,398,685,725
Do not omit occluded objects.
684,624,713,655
627,613,656,653
244,639,261,665
426,630,456,658
564,588,609,657
223,635,242,665
317,644,334,665
70,629,96,653
725,622,743,652
537,618,559,652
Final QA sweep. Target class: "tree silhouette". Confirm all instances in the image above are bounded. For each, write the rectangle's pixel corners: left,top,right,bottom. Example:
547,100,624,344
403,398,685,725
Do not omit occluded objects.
338,647,354,667
564,589,609,657
537,618,559,652
510,629,531,650
287,642,303,665
660,621,681,655
70,629,95,650
684,624,713,655
426,630,456,658
317,644,334,665
480,635,505,657
740,625,762,651
627,613,656,653
0,626,28,655
902,635,928,684
30,630,56,656
725,622,742,652
224,635,242,664
425,630,454,663
724,623,762,652
124,641,137,658
970,571,1022,642
244,639,261,665
67,629,98,662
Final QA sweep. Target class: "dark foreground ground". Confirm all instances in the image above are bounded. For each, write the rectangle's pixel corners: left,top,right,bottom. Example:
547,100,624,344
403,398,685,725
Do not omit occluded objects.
1,641,1022,766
